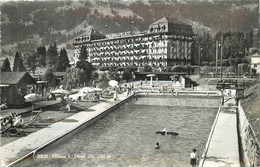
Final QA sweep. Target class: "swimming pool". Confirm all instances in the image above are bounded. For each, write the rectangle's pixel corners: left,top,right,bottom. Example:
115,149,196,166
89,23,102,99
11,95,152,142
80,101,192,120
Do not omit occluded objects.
16,96,220,167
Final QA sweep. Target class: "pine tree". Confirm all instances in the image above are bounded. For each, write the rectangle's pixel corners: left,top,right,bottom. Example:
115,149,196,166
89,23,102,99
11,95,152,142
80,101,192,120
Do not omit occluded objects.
78,45,88,61
57,48,70,72
13,51,26,72
46,43,59,70
190,42,198,65
44,64,56,88
1,57,12,72
76,45,93,84
24,51,37,73
122,66,135,82
36,45,47,67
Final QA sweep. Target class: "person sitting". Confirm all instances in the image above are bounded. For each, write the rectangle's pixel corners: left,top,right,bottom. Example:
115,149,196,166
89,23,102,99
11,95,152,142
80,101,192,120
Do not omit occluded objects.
1,118,7,126
155,142,160,149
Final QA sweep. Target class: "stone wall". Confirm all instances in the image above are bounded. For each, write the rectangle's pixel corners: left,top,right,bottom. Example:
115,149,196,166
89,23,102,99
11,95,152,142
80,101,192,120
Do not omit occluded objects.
238,101,260,167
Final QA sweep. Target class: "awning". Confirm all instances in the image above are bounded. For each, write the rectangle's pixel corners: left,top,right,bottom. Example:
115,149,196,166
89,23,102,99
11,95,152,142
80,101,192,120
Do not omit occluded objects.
146,74,156,77
0,84,9,87
36,81,48,84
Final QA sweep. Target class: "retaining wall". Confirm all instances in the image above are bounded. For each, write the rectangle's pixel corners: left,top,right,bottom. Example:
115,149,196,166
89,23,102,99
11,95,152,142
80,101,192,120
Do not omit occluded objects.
238,101,260,167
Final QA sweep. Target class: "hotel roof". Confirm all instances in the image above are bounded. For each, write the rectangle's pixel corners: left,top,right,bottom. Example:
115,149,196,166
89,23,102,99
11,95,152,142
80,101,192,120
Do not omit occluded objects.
151,16,185,25
73,16,195,44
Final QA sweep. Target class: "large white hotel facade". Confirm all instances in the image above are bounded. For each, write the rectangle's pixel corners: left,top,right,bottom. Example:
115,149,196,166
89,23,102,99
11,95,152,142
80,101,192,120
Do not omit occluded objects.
72,17,196,68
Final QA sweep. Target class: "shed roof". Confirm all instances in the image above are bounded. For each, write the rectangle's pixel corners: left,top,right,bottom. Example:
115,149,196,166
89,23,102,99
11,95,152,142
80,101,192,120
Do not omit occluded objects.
0,72,36,85
53,72,66,77
251,53,260,57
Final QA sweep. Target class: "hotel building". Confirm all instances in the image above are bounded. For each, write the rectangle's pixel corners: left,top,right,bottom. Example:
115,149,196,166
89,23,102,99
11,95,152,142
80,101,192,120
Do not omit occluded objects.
72,17,195,68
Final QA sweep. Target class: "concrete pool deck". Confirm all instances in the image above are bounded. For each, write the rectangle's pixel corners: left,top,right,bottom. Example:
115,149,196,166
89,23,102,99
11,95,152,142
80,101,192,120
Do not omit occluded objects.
200,95,240,167
0,92,131,167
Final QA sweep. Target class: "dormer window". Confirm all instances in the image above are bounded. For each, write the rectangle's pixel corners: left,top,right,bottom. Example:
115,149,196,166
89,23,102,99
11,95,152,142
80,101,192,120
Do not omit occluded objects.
162,25,166,30
158,25,161,31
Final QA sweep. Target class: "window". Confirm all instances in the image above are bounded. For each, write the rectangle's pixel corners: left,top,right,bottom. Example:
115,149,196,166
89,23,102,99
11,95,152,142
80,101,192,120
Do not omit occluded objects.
162,25,166,30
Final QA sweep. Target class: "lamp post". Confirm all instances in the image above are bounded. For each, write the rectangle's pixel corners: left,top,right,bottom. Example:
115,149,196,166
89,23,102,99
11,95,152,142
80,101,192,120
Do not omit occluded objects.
119,74,123,86
216,40,219,76
216,41,221,78
198,47,202,74
220,34,223,80
131,21,134,34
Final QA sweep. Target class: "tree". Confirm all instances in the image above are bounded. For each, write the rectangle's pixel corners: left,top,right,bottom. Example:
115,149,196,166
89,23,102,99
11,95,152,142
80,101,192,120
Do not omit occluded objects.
107,66,119,81
57,48,70,72
44,64,56,88
191,40,199,65
98,72,109,83
143,65,152,72
78,69,89,86
122,66,135,82
36,45,47,67
78,45,88,61
13,51,26,72
1,57,11,72
76,45,93,83
24,51,37,73
46,43,59,70
61,67,81,89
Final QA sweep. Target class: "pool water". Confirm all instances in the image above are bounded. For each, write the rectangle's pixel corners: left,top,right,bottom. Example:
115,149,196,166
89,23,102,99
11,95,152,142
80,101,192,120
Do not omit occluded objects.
17,96,220,167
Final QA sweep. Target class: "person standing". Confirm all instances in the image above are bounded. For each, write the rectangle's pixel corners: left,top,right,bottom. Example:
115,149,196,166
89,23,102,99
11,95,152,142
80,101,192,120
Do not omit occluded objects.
190,148,197,167
113,90,117,101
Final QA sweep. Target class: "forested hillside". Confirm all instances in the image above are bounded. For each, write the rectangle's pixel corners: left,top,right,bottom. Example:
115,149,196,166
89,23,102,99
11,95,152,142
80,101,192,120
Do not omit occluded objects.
1,0,259,61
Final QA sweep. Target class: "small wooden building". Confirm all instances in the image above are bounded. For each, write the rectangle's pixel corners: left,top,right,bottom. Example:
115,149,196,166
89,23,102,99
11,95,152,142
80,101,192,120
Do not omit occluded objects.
1,72,36,106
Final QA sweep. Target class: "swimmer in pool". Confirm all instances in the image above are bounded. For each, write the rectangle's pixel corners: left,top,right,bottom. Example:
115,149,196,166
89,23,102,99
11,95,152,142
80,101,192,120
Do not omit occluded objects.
155,142,160,149
162,128,167,135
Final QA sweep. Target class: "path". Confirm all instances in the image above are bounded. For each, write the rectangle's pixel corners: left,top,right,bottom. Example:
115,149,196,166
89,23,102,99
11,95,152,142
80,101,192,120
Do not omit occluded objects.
200,94,240,167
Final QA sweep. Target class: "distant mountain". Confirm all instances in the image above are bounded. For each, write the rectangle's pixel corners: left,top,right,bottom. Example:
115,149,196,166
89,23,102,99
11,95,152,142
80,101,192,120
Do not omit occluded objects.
0,0,258,58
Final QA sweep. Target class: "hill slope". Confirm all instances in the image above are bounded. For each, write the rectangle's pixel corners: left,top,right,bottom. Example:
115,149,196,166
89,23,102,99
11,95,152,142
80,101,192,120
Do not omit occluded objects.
0,1,258,58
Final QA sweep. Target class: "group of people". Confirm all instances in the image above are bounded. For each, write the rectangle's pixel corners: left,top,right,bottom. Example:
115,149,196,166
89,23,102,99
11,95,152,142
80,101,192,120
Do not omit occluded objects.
125,83,134,96
155,142,198,166
60,95,71,112
0,117,13,130
155,128,198,167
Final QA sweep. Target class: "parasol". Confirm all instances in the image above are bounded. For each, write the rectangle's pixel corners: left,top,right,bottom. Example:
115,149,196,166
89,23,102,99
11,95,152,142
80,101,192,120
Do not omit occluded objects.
51,89,71,95
24,93,43,111
109,80,118,87
146,74,156,77
24,93,42,102
146,74,156,87
90,88,103,92
78,87,95,94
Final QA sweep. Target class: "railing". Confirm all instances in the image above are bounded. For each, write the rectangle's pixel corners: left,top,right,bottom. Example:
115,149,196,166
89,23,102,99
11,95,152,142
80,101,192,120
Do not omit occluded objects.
201,74,259,79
